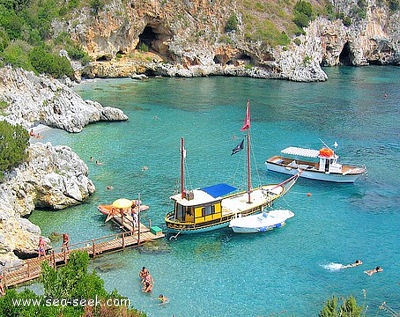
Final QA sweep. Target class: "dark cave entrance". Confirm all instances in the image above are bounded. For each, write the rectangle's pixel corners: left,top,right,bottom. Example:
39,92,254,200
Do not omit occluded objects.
339,42,352,66
136,23,172,58
137,26,157,52
213,53,253,66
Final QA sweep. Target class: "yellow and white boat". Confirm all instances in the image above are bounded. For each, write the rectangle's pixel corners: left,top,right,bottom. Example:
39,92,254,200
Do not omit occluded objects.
165,101,299,236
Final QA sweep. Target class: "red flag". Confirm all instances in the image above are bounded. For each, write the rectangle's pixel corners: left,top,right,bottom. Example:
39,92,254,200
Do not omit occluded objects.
241,100,250,131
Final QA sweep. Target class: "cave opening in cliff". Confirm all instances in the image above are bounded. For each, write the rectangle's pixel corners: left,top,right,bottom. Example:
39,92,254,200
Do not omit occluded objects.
136,23,172,59
137,26,157,52
339,42,352,65
96,55,112,62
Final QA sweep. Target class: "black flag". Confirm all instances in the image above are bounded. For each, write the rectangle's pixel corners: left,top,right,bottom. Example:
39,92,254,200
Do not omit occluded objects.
231,139,244,155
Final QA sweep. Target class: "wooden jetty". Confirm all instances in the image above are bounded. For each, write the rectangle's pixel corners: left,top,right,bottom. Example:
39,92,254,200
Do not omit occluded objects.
1,217,164,289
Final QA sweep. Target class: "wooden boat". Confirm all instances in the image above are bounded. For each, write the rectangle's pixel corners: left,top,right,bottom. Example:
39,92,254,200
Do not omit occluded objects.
265,146,366,183
98,198,149,222
229,209,294,233
164,101,300,236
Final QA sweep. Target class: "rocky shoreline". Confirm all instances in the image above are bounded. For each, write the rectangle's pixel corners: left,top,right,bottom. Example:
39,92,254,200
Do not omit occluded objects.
0,66,128,267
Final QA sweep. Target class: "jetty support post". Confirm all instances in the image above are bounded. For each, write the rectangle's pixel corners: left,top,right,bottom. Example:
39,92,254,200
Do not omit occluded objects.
52,250,56,268
63,248,67,264
92,239,96,258
137,210,141,245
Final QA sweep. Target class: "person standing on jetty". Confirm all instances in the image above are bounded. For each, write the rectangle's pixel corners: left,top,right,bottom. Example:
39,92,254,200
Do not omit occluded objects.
131,207,138,231
38,237,46,258
61,233,70,251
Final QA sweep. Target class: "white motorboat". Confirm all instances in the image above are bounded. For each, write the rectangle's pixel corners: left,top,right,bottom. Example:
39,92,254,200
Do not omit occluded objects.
229,209,295,233
265,146,366,183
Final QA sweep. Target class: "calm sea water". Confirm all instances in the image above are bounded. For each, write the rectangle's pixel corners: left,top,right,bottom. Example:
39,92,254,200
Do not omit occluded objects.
29,66,400,317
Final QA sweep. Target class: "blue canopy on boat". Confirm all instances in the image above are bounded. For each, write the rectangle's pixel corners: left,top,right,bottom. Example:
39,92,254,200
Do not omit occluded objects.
200,183,237,198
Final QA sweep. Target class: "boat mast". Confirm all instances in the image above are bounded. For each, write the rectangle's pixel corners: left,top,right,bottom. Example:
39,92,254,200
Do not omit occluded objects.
246,128,252,203
241,99,252,203
181,137,185,199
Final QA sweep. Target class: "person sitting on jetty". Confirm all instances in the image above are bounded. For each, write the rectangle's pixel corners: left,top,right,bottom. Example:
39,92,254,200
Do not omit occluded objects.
158,294,169,305
38,237,46,258
364,266,383,276
342,259,363,269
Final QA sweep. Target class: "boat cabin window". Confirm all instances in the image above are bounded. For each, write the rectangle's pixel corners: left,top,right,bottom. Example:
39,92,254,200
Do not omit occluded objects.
175,203,185,220
201,205,215,217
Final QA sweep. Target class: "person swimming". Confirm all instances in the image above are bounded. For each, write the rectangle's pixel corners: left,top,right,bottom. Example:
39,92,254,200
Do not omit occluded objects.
364,266,383,276
158,294,169,304
342,259,363,269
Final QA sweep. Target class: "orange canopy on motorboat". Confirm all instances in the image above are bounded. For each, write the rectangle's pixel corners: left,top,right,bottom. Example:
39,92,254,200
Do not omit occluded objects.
319,148,334,157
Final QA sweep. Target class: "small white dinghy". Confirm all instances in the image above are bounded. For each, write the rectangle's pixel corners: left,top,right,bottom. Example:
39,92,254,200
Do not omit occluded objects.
229,209,294,233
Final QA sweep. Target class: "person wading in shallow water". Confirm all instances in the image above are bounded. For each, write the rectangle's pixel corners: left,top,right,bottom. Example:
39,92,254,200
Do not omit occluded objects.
139,267,148,283
141,269,154,293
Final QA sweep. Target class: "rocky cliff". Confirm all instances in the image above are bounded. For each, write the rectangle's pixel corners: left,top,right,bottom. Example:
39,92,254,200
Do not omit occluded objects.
51,0,399,82
0,66,128,132
0,67,128,266
0,143,95,266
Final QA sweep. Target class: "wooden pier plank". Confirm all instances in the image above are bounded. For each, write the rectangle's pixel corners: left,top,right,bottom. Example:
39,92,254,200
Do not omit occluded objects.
2,221,164,288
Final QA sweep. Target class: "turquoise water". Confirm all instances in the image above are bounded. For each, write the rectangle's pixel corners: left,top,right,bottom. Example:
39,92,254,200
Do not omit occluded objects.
28,66,400,316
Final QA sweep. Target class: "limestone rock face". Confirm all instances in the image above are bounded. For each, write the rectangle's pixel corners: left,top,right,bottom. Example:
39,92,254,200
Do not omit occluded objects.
51,0,399,82
0,143,95,265
0,66,128,132
0,64,129,266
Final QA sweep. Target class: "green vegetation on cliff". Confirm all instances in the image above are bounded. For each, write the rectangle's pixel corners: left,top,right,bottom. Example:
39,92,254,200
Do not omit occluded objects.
0,0,88,78
0,120,29,180
0,0,399,73
319,295,365,317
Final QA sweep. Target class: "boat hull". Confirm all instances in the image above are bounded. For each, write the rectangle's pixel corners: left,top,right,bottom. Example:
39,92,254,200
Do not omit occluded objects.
229,209,294,233
165,220,230,235
265,161,364,183
98,202,149,216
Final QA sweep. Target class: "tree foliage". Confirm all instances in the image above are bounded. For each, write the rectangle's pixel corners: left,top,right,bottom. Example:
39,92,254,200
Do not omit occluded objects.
293,0,314,28
0,251,146,317
2,40,34,70
319,295,365,317
225,14,239,32
0,0,85,77
0,120,29,179
29,46,74,79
